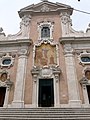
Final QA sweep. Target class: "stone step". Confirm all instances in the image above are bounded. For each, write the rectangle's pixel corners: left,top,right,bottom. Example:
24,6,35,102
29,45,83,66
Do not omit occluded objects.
0,108,90,111
0,111,90,115
1,116,90,120
0,108,90,120
0,114,90,117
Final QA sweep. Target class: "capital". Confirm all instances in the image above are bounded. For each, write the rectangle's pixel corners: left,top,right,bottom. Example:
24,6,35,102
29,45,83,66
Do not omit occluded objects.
18,49,29,57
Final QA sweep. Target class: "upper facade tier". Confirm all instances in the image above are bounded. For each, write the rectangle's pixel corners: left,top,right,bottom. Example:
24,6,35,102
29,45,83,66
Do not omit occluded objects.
18,0,73,18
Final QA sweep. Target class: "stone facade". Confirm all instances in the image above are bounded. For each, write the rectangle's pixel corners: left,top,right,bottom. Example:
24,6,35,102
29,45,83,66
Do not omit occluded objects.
0,0,90,108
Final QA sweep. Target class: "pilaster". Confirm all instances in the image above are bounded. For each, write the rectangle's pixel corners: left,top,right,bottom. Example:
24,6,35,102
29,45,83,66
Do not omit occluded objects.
20,15,31,37
64,44,81,107
60,12,72,36
12,49,28,108
80,77,90,106
31,68,40,107
53,73,60,107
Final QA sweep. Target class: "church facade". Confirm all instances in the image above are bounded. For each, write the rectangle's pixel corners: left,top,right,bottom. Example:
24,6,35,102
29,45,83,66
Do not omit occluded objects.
0,0,90,108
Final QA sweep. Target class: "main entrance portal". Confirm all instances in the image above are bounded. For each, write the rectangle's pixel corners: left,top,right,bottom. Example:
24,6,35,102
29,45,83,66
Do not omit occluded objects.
87,86,90,103
38,79,54,107
0,87,6,107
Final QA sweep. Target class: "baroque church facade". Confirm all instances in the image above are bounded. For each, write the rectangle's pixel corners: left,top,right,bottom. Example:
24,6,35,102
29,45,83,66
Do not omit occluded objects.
0,0,90,108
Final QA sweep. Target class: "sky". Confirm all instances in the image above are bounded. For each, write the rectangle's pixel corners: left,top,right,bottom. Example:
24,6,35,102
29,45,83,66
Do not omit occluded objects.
0,0,90,35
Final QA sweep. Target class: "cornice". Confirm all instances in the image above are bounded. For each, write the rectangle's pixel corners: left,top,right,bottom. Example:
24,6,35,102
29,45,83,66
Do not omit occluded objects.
0,38,32,47
18,1,73,18
60,37,90,44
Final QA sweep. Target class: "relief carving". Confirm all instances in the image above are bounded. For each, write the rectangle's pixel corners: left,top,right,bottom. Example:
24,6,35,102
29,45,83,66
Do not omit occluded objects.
41,4,50,12
20,15,31,28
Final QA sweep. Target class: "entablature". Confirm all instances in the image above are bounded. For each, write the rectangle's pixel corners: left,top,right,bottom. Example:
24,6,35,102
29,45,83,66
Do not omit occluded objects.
60,37,90,45
0,38,32,47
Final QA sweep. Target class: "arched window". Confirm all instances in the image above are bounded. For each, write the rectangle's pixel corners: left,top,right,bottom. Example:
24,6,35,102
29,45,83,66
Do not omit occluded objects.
41,27,50,38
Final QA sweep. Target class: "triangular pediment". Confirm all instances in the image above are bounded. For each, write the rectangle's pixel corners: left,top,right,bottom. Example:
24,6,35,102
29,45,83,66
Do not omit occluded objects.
18,1,73,18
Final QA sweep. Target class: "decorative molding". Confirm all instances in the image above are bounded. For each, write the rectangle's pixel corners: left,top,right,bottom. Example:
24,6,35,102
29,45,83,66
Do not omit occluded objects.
60,37,90,44
18,49,29,57
60,12,72,25
0,39,32,47
0,27,6,37
20,15,31,28
37,21,54,40
31,65,61,107
63,44,74,55
0,70,13,89
0,53,15,68
78,51,90,65
31,66,61,79
80,67,90,86
41,4,50,12
33,40,59,67
80,77,88,85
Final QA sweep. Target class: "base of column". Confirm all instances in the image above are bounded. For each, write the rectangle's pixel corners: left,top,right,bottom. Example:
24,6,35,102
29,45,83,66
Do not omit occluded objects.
69,100,81,107
12,101,24,108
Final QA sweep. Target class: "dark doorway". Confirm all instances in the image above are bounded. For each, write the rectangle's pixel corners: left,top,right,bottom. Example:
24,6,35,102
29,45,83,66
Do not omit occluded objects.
86,86,90,103
0,87,6,107
38,79,54,107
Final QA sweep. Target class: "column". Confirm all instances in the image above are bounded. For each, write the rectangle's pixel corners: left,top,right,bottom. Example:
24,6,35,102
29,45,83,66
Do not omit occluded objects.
12,49,27,108
64,45,81,107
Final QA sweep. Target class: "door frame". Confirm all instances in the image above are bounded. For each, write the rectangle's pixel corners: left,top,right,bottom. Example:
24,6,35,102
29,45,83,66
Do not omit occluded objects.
32,73,60,107
86,85,90,103
38,78,54,107
0,87,9,107
0,87,6,107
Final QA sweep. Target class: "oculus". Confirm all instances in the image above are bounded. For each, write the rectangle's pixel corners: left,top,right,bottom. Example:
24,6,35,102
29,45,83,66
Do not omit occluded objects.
0,53,15,68
2,59,11,65
79,52,90,65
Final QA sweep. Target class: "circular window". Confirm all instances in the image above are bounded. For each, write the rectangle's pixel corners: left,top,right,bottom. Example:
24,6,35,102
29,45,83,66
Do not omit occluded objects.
81,57,90,62
2,59,11,65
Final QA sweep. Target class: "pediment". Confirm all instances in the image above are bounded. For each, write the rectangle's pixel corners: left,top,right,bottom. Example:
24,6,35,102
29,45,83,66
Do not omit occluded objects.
19,1,73,18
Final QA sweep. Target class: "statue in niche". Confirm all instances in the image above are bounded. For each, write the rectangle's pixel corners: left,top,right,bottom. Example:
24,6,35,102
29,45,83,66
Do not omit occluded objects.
0,73,7,82
85,70,90,80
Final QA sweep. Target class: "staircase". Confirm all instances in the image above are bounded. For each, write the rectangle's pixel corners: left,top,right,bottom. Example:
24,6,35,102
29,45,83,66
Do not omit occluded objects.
0,108,90,120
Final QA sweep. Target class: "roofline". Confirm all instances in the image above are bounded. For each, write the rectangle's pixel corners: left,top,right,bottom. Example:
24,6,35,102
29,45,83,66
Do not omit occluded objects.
18,1,73,18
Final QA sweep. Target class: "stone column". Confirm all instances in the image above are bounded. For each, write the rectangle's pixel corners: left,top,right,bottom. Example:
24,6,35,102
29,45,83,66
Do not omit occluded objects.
64,44,81,107
12,49,28,108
